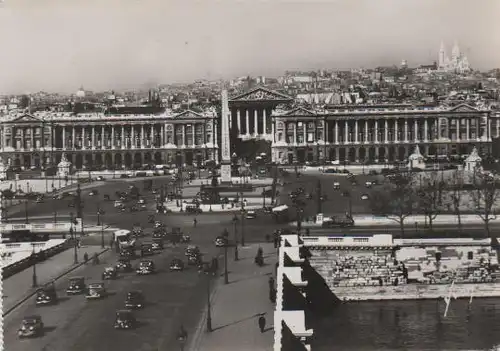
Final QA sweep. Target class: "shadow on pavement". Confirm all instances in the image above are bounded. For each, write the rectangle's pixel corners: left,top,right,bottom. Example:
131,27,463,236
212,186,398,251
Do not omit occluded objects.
211,312,265,332
227,271,271,285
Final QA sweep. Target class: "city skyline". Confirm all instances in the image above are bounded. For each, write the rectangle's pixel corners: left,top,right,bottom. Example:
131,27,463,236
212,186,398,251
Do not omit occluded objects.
0,0,499,95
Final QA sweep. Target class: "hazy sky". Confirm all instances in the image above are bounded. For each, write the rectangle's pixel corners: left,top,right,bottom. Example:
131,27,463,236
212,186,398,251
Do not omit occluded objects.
0,0,499,94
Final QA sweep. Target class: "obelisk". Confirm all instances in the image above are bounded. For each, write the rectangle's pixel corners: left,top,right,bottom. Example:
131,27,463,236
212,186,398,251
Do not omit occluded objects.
220,90,232,183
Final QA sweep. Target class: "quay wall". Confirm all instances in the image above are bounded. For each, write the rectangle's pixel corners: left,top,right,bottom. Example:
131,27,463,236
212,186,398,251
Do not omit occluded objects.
332,283,500,301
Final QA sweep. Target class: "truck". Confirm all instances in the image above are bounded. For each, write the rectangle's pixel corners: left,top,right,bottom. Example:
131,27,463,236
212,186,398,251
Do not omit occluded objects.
321,215,355,228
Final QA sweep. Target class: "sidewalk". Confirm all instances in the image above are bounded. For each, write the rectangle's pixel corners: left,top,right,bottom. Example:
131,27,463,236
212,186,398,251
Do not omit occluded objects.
190,243,276,351
2,245,107,314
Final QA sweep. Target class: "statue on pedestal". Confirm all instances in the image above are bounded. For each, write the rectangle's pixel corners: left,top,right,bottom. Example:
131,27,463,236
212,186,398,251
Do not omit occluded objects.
464,147,482,173
407,145,426,170
57,153,72,177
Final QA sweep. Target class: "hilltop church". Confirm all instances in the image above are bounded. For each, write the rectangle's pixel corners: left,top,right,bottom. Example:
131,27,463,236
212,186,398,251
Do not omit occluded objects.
438,41,471,74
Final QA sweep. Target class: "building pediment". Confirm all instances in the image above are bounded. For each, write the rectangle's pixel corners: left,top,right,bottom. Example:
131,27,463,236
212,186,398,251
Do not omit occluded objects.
230,87,293,102
282,107,317,117
173,110,204,120
9,114,42,123
449,103,479,112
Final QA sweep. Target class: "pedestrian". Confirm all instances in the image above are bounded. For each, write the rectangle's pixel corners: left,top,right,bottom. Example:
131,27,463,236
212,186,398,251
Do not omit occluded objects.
269,288,276,304
268,276,275,290
193,218,197,228
77,239,81,248
258,315,266,333
83,252,89,263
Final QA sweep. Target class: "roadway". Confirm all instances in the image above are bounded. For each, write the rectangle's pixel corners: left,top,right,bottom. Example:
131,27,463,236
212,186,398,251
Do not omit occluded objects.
3,176,285,351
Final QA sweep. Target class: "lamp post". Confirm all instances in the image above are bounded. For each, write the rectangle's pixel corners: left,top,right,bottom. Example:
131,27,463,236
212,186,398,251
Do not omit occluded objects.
31,242,38,288
99,209,105,249
53,211,57,224
97,203,102,226
224,236,229,284
199,268,213,332
232,214,239,261
24,200,29,224
240,205,246,247
70,212,78,264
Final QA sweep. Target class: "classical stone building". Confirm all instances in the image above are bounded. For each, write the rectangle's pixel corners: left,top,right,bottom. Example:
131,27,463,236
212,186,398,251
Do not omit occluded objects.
0,108,219,170
271,103,499,165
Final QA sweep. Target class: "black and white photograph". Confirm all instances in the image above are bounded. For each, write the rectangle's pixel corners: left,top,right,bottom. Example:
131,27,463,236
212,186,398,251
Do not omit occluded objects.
1,0,500,350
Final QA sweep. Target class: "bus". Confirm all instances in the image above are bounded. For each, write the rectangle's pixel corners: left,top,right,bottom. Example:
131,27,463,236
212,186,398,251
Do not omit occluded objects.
113,230,135,249
272,205,289,223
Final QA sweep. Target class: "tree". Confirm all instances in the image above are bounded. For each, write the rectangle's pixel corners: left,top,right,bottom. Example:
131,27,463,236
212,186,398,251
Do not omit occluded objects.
448,170,465,232
19,95,30,109
370,171,417,238
416,171,444,231
468,171,500,240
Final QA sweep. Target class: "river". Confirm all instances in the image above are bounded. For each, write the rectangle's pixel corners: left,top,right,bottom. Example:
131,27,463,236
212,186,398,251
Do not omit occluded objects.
312,298,500,351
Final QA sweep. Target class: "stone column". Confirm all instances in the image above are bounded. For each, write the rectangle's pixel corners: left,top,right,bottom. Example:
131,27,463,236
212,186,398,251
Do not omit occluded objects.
344,121,349,144
121,125,125,148
245,109,250,136
466,119,470,140
424,119,429,142
92,125,96,149
364,121,368,143
335,121,339,144
354,120,359,143
101,126,105,149
384,119,388,143
254,109,258,135
111,126,115,149
141,124,145,148
214,122,218,146
192,124,196,146
237,109,241,135
1,126,5,151
293,123,297,145
456,119,461,142
413,120,418,142
82,127,86,149
182,125,186,146
263,109,267,135
72,126,76,149
21,128,25,150
161,125,165,145
272,121,275,143
34,127,38,150
404,119,408,143
375,120,379,143
394,120,399,143
303,123,307,144
150,124,154,147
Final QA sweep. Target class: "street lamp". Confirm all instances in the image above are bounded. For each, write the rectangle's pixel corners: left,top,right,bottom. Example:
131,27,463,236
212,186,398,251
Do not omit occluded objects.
98,208,105,249
97,203,102,226
240,205,246,247
53,211,57,224
69,212,78,264
24,200,29,224
31,243,38,288
232,214,239,261
223,234,229,284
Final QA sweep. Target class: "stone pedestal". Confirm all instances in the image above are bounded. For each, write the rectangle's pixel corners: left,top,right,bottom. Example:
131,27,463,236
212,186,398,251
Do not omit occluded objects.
407,145,426,170
464,147,482,173
57,153,72,177
220,163,232,183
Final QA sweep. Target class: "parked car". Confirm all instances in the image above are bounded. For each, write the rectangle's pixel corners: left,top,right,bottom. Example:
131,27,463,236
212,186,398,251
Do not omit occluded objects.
116,258,133,272
214,236,228,247
18,315,44,338
124,291,145,309
140,243,154,257
114,310,137,330
35,283,58,306
66,276,86,295
152,238,164,251
85,283,107,300
245,211,257,219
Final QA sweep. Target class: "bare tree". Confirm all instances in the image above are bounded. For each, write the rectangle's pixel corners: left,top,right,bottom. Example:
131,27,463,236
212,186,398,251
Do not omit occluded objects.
447,170,465,232
468,171,500,239
415,171,444,231
370,171,417,238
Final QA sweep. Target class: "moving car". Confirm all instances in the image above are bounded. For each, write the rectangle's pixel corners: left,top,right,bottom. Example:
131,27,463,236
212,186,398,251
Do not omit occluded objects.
333,182,340,190
114,200,124,208
114,310,137,330
365,181,372,188
185,245,200,257
119,248,136,260
85,283,107,300
35,283,58,306
154,221,163,229
18,315,44,338
66,276,86,295
140,243,154,257
125,291,145,309
152,238,164,251
116,258,133,272
214,236,228,247
169,258,185,271
361,194,370,201
96,176,105,181
245,211,257,219
102,266,118,280
187,254,202,266
132,225,144,237
136,260,155,275
89,190,98,196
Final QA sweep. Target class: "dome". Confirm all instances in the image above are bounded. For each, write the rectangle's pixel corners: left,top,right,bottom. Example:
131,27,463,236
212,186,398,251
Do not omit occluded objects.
76,87,85,98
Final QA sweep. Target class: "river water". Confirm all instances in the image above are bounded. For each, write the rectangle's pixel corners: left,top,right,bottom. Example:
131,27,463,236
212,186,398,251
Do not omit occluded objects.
312,298,500,351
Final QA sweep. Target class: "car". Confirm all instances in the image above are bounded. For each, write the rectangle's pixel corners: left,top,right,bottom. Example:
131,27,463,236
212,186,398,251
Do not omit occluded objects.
35,283,58,306
119,248,136,260
214,236,228,247
66,276,86,295
187,254,202,266
137,198,146,205
140,243,154,257
333,182,340,190
152,238,164,250
85,282,107,300
170,258,185,271
152,230,166,239
361,194,370,201
35,196,44,203
136,260,156,275
154,221,163,228
130,206,139,212
18,315,44,338
116,258,133,272
89,190,98,196
132,225,144,237
125,291,145,309
102,266,118,280
245,211,257,219
114,310,137,330
365,181,372,188
96,176,105,181
114,200,124,208
185,245,200,257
